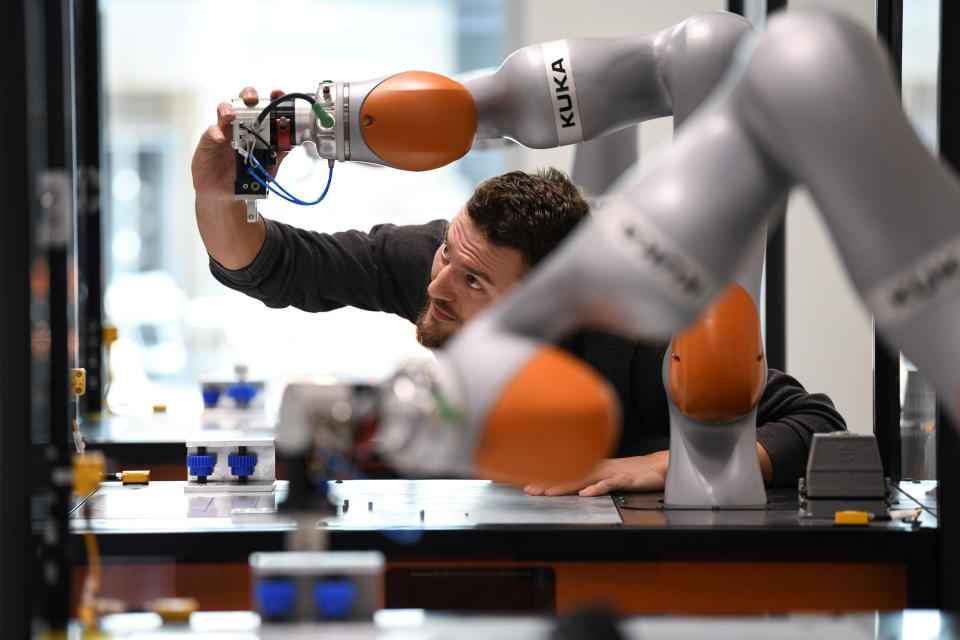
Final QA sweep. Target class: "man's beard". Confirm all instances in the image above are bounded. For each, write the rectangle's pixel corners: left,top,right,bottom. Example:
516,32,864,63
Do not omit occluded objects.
415,299,456,349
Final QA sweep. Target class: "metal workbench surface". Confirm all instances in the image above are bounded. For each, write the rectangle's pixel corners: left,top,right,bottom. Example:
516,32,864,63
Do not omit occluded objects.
70,479,622,533
71,479,938,532
69,479,938,563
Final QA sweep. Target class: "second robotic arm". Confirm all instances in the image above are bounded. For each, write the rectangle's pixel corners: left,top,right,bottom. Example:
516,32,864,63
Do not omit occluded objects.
446,4,960,481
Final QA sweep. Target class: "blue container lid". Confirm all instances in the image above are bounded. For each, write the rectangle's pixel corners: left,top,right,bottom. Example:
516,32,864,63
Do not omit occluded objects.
227,382,258,406
201,387,222,408
314,580,356,619
255,579,296,619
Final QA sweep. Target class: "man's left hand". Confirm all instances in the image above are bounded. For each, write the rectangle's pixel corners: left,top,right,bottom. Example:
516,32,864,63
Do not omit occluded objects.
522,451,669,497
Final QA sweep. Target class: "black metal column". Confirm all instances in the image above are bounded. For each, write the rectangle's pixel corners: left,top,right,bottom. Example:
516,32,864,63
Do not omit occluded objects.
763,0,789,377
74,0,104,415
764,211,787,372
34,0,78,630
0,2,44,636
939,407,960,610
874,0,904,483
726,0,788,373
937,0,960,612
0,0,79,633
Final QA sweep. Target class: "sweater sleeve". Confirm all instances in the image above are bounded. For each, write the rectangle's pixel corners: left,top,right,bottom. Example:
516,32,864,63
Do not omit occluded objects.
208,218,446,323
756,368,848,487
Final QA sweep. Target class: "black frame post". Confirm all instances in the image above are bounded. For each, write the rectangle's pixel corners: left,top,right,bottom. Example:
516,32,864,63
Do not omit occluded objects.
0,1,43,636
74,0,104,415
874,0,904,483
764,0,789,377
937,0,960,612
41,0,79,628
726,0,788,373
1,0,79,633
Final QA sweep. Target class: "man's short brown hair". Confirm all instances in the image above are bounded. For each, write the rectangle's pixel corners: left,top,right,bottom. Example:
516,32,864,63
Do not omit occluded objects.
465,168,590,268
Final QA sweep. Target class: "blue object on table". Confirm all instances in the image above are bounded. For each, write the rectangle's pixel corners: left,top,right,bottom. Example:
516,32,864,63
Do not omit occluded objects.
228,453,258,477
186,454,216,477
255,579,297,619
226,382,258,407
313,580,356,619
201,387,222,407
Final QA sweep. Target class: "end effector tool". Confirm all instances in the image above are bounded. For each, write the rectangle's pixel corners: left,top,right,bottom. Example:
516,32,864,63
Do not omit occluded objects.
230,73,478,220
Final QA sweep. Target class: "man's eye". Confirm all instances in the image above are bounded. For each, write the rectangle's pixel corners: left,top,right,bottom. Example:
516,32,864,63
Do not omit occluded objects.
466,274,483,290
440,242,449,260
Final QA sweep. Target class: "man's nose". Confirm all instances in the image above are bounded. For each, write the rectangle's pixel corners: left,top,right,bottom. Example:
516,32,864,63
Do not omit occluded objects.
428,265,456,301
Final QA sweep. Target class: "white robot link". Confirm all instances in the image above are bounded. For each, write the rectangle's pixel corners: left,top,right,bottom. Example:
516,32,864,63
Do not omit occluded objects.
249,9,959,504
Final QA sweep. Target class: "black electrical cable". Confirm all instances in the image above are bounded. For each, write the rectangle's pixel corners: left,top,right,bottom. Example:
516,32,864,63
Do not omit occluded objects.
255,92,316,126
238,123,276,159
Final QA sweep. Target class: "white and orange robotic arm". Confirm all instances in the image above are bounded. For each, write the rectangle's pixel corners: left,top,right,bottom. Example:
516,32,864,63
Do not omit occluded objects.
231,12,750,211
377,7,960,496
437,5,960,495
274,9,960,498
266,13,773,494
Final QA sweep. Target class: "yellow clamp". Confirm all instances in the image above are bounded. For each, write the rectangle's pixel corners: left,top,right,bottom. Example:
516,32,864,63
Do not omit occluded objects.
834,510,870,526
118,470,150,485
102,325,118,346
73,451,105,497
70,368,86,396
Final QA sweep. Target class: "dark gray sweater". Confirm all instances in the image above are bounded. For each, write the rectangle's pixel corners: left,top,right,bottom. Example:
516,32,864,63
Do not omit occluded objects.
211,218,847,487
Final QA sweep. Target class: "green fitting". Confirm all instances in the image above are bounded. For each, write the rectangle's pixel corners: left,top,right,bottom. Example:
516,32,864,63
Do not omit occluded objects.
312,102,334,129
435,389,461,426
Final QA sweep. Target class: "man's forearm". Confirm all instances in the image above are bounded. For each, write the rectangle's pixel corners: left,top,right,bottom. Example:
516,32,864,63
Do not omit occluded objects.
196,196,266,270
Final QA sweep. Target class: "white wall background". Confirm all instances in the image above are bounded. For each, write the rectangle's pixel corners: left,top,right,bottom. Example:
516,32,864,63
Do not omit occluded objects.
781,0,875,435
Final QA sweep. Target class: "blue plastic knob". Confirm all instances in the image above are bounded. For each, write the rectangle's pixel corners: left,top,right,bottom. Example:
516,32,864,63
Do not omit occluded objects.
228,453,258,477
313,580,356,619
201,387,222,407
226,382,258,407
186,454,216,477
255,579,296,619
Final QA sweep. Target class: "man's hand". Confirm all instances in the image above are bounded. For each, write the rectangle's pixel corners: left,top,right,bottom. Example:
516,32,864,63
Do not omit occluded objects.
192,87,286,270
522,443,773,497
522,451,670,497
757,442,773,485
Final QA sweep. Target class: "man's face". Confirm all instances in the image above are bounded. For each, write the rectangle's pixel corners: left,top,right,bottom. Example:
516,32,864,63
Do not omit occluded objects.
416,208,527,349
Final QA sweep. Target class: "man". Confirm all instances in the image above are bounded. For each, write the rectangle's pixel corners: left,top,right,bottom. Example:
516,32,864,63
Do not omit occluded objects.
193,88,846,497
